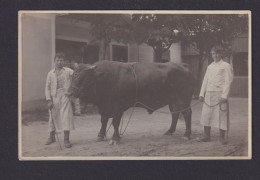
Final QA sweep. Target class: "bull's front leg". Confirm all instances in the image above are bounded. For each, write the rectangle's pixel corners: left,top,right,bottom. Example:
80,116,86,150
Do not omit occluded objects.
97,115,109,141
109,112,123,145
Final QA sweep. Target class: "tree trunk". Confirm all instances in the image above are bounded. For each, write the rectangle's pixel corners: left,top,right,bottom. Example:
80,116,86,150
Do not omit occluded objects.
196,49,205,98
100,40,109,60
195,19,204,98
154,40,163,63
103,43,107,60
154,49,163,62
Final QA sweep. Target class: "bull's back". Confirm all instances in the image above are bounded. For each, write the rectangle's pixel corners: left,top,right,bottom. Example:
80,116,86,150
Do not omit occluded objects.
135,62,194,90
94,61,194,96
94,61,194,113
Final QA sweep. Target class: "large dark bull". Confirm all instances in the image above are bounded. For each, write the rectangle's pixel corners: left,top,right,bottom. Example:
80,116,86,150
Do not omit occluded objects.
68,60,195,144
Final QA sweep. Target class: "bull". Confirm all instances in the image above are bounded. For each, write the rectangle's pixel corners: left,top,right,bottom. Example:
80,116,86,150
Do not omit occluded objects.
68,60,195,144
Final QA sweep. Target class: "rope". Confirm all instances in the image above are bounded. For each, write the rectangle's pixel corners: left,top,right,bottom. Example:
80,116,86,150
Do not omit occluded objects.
116,99,228,136
120,105,136,135
119,113,124,134
135,101,198,114
118,63,202,136
105,63,228,137
106,120,113,136
49,108,62,150
218,101,230,140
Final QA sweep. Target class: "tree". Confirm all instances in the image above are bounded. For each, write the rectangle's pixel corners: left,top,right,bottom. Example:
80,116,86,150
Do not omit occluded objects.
64,13,248,95
132,14,248,95
132,14,183,62
179,14,248,95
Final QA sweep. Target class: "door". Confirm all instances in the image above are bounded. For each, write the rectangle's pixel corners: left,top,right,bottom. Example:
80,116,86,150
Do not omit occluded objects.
83,45,100,64
112,45,128,62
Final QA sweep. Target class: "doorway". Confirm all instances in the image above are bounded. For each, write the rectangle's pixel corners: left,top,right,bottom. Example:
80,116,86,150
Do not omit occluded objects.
82,45,100,64
56,39,85,57
56,39,100,64
112,45,128,62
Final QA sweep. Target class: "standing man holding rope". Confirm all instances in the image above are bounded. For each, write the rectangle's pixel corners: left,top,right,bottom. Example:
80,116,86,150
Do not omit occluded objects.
198,46,233,145
45,52,75,148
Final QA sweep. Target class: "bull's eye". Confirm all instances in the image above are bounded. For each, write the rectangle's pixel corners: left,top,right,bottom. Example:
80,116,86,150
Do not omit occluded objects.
73,72,78,78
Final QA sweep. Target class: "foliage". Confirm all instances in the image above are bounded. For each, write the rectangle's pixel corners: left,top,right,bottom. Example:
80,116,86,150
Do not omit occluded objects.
65,13,248,91
132,14,183,62
132,14,248,62
131,13,248,95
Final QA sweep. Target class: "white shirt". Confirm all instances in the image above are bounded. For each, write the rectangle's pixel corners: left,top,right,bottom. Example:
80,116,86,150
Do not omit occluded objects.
199,60,233,99
45,67,74,100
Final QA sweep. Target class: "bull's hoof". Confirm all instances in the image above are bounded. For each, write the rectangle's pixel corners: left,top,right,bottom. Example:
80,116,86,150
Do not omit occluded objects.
164,131,173,136
112,136,121,141
184,132,191,140
109,139,120,145
97,136,105,142
182,136,191,140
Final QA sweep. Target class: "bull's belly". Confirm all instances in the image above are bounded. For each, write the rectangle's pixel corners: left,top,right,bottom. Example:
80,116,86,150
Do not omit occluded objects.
135,94,171,111
97,95,170,117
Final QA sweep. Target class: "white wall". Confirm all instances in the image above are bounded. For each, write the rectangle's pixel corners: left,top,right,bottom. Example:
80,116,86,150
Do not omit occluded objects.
130,42,181,63
21,13,55,102
169,42,181,63
138,43,154,63
129,43,139,62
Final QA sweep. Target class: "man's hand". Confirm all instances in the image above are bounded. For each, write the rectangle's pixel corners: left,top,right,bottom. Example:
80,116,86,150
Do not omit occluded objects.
47,100,53,110
199,96,204,102
219,98,227,104
64,91,72,96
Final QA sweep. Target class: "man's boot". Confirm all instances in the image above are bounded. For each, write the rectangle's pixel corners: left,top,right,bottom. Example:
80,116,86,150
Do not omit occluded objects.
197,126,211,142
220,129,228,145
64,131,72,148
45,131,56,145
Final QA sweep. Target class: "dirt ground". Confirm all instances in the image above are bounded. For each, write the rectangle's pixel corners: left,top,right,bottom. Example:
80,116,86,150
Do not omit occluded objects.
21,98,249,159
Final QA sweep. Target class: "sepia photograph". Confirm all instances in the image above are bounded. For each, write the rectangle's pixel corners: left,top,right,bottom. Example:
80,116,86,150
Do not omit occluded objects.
18,10,251,160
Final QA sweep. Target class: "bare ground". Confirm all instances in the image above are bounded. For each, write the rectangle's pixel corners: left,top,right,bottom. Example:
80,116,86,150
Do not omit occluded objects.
21,98,249,159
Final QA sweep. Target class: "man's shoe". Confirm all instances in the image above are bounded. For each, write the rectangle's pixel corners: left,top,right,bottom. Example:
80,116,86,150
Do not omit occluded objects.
197,126,211,142
64,131,72,148
45,131,56,145
220,129,228,145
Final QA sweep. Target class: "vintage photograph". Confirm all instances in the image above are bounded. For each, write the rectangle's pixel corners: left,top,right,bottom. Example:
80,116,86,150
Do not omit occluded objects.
18,11,251,160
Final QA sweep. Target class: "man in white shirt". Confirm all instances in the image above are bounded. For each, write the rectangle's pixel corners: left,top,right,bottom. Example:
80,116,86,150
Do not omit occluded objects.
45,53,75,148
198,46,233,145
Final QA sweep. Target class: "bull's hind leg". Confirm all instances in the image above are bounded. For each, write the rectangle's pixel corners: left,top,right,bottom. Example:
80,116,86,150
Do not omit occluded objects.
182,107,192,140
97,115,109,141
165,103,180,135
109,112,123,145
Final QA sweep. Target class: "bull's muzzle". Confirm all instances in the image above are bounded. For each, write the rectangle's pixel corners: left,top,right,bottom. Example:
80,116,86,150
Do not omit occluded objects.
67,85,79,98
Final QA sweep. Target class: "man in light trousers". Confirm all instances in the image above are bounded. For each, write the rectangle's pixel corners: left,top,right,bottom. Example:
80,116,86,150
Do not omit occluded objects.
198,46,233,145
45,53,75,148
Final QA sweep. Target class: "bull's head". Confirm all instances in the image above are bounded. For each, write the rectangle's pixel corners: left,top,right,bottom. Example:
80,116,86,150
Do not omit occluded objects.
68,64,97,100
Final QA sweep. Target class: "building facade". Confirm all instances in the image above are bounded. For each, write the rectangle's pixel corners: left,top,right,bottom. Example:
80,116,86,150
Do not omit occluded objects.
20,13,248,112
21,13,182,111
